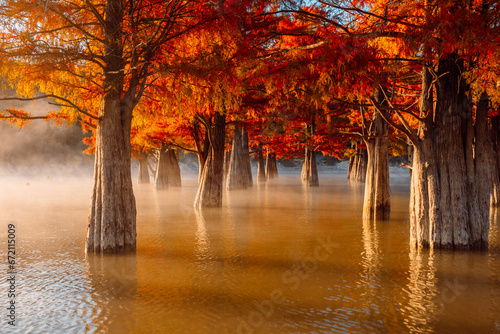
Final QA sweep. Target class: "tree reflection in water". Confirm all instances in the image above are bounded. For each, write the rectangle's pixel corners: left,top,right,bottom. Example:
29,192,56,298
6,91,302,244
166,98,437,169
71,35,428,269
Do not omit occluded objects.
86,254,138,333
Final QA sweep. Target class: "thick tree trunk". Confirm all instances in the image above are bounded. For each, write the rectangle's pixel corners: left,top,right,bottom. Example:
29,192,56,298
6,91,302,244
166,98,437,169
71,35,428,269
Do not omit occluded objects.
347,145,367,182
154,144,169,190
363,89,390,220
227,126,248,190
86,0,136,253
226,127,253,189
194,112,226,208
154,144,181,189
302,148,319,186
301,151,308,181
301,119,319,186
410,56,495,249
491,115,500,206
86,95,136,253
137,151,150,184
242,130,253,186
266,152,278,180
165,149,181,187
257,142,266,181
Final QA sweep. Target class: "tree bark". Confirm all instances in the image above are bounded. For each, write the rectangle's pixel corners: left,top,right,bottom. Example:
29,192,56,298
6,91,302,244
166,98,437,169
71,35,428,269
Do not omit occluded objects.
266,151,278,180
226,126,248,190
86,95,137,253
154,143,169,190
491,114,500,206
257,142,266,181
165,149,181,187
492,160,500,206
194,112,226,208
242,129,253,186
407,139,413,178
193,119,210,185
302,148,319,186
223,150,231,185
86,0,136,253
347,143,367,182
409,56,495,249
301,121,319,187
137,151,150,184
301,150,308,181
363,89,390,220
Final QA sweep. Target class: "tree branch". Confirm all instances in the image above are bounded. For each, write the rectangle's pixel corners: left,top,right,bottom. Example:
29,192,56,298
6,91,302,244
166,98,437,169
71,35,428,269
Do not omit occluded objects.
0,95,100,121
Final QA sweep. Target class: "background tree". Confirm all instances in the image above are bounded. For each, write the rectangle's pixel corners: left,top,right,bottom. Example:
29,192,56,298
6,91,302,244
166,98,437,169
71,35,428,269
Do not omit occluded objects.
0,0,215,252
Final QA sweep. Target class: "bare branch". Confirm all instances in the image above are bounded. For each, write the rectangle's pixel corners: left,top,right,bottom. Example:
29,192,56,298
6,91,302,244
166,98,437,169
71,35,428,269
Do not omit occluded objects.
0,95,100,121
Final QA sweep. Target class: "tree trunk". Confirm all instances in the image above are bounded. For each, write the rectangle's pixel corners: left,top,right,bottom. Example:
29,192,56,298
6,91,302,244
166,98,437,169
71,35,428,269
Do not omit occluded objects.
363,89,390,220
491,115,500,206
165,149,181,187
242,129,253,186
197,153,205,185
302,148,319,186
492,161,500,206
223,150,231,185
407,139,413,178
347,144,367,182
137,151,150,184
86,95,137,253
194,112,226,208
301,119,319,186
257,142,266,181
226,126,248,190
410,56,495,249
266,152,278,180
193,120,210,185
86,0,136,253
154,143,169,190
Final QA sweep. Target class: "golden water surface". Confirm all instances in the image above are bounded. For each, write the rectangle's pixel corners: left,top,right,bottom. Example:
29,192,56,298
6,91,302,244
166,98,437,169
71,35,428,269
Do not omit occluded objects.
0,173,498,333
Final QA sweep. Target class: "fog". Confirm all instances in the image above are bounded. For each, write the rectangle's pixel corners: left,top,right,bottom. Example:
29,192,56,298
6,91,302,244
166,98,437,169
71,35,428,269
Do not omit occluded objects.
0,89,94,178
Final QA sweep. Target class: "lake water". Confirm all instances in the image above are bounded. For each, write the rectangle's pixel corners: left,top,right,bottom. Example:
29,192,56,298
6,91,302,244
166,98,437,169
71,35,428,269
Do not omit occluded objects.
0,169,499,333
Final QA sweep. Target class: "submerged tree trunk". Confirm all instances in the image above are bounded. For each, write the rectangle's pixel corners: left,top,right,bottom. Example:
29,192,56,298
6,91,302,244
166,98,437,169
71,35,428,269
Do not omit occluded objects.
242,130,253,186
154,146,181,189
363,89,390,220
266,152,278,180
227,126,248,190
86,0,136,253
257,142,266,181
347,144,367,182
194,112,226,208
491,115,500,206
302,149,319,186
409,57,495,250
192,119,211,185
166,149,181,187
137,151,150,184
301,121,319,187
154,144,169,190
223,150,231,185
86,95,137,253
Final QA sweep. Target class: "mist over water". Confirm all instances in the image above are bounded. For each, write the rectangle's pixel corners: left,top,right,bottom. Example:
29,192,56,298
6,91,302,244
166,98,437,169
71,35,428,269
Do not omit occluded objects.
0,93,94,178
0,160,499,333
